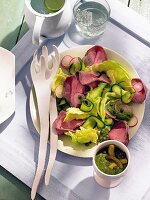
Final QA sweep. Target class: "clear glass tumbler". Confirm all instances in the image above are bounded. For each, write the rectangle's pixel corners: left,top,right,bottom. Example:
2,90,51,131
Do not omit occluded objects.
73,0,111,38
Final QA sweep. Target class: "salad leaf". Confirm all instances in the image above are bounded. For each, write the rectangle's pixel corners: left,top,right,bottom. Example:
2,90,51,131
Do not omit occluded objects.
65,127,99,144
64,107,89,121
52,68,68,95
93,60,132,89
87,83,107,99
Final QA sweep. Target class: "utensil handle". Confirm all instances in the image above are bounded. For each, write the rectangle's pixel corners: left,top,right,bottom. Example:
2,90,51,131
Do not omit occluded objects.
45,94,58,185
32,16,45,45
45,127,58,185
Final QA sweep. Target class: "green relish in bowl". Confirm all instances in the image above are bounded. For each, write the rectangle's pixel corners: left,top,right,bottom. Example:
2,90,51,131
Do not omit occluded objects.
95,144,128,175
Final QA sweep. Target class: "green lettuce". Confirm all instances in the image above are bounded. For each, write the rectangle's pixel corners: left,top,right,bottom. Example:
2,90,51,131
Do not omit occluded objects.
52,68,68,96
92,60,132,89
87,83,107,99
65,127,99,144
64,107,89,121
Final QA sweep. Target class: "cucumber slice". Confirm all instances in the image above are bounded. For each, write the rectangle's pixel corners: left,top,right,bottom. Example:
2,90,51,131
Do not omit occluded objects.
82,116,105,129
78,57,86,70
82,116,97,129
102,86,111,97
93,116,105,129
69,63,82,75
105,118,113,126
111,84,122,96
121,91,132,103
58,98,67,106
80,99,94,112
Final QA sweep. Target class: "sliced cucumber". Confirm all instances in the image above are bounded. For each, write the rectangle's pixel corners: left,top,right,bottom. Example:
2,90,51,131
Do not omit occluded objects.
102,86,111,97
78,57,86,70
99,97,108,121
111,84,122,96
82,116,97,129
104,118,113,126
80,98,94,112
121,91,132,103
93,116,105,129
58,98,67,106
82,116,105,129
69,63,82,75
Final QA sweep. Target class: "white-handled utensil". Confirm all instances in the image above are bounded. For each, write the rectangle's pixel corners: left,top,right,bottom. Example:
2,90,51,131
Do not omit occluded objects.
44,50,60,185
31,46,51,200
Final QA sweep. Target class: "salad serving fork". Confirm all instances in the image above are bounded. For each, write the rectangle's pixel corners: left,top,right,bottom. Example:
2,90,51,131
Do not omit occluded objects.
31,46,51,200
31,45,60,200
45,50,60,185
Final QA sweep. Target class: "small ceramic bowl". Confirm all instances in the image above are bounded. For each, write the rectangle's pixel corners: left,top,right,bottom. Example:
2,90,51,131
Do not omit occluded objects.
93,140,130,188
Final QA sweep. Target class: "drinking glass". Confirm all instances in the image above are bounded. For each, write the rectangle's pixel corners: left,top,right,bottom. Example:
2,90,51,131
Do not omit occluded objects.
73,0,111,38
63,0,110,47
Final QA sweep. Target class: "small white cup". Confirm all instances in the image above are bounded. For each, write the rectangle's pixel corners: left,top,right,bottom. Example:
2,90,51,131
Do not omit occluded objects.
93,140,130,188
25,0,73,45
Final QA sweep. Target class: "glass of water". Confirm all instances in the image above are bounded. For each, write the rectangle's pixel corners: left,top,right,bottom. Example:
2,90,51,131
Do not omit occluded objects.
73,0,111,38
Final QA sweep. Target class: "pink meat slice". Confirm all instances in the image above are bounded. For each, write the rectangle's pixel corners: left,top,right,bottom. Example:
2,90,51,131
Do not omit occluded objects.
64,76,86,107
78,71,99,85
54,111,84,135
131,78,147,103
112,121,128,131
109,121,129,146
78,71,110,86
84,45,107,66
88,81,100,89
84,51,96,66
98,74,110,84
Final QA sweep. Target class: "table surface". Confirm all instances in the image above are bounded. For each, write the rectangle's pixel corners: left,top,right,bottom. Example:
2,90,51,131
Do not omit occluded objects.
0,0,150,199
0,0,150,51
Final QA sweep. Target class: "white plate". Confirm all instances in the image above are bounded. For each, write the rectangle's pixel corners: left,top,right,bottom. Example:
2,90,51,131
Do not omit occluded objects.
30,45,145,158
0,47,15,123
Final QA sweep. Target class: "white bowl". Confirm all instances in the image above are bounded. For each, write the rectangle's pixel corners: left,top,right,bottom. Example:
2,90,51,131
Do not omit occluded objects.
93,140,130,188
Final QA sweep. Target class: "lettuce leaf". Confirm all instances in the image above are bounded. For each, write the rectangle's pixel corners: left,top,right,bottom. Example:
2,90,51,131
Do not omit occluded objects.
64,107,89,121
65,127,99,144
52,68,68,96
87,83,107,99
92,60,132,89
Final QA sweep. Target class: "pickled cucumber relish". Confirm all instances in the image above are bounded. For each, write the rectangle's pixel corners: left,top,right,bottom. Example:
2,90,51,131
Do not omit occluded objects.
95,144,128,175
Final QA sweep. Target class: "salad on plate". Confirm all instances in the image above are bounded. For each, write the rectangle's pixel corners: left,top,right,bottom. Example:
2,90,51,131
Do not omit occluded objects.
52,45,147,146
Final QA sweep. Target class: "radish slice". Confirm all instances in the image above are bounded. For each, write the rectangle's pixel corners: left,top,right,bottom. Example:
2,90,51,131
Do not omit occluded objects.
61,55,73,69
69,57,80,65
128,116,138,127
55,85,64,98
133,82,143,92
120,105,133,113
106,110,116,119
114,100,133,113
